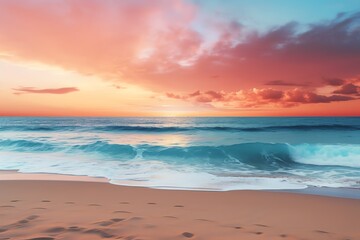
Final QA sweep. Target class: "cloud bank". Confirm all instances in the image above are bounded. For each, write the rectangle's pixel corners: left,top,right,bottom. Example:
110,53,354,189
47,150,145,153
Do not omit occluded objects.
166,76,360,108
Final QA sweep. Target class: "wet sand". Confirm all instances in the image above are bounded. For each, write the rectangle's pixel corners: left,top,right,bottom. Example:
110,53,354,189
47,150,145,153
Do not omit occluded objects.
0,172,359,240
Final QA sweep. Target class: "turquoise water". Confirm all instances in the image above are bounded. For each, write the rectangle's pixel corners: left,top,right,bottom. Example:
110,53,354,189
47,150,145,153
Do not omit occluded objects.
0,117,359,190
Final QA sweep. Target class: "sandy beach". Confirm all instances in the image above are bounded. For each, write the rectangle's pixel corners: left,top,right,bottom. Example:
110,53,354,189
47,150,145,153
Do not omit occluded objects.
0,172,359,240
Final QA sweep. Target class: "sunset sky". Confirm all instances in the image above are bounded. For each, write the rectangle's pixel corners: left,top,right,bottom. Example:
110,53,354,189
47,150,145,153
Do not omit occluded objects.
1,0,360,116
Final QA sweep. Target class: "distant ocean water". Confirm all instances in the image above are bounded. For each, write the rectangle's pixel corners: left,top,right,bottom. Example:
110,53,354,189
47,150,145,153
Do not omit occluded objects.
0,117,359,191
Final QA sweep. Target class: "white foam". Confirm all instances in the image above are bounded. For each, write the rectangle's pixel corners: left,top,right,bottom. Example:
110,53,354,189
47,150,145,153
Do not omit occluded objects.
291,144,360,168
2,151,358,191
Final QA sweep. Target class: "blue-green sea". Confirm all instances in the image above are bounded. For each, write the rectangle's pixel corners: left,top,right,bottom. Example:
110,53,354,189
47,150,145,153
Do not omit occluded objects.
0,117,359,191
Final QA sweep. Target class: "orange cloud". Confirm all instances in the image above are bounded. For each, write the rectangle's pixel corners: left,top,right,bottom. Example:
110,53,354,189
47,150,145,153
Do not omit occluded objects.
166,87,357,109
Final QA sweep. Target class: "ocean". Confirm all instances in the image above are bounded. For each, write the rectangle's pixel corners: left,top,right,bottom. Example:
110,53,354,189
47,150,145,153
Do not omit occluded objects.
0,117,359,191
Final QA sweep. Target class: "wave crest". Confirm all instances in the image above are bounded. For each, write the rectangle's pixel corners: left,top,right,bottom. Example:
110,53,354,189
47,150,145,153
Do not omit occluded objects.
0,139,56,151
1,139,359,169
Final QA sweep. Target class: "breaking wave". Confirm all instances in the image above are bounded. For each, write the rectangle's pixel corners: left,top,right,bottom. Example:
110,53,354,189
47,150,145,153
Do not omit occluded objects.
1,139,359,169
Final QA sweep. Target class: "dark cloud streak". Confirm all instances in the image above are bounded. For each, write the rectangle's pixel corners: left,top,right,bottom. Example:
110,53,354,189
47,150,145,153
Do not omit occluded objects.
264,80,308,87
13,87,79,95
323,78,346,86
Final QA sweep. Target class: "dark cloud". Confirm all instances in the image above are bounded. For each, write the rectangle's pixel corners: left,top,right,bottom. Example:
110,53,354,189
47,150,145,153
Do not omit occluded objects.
257,89,284,100
264,80,307,87
323,78,345,86
13,87,79,95
285,89,354,103
333,83,360,94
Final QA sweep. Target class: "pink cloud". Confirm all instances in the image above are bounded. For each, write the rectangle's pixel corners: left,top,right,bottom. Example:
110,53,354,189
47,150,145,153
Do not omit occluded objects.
165,92,186,100
0,1,359,95
0,0,199,83
13,87,79,95
133,12,360,91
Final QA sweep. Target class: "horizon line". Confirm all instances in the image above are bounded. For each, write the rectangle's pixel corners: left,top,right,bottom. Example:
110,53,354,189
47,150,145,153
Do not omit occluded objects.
0,115,359,118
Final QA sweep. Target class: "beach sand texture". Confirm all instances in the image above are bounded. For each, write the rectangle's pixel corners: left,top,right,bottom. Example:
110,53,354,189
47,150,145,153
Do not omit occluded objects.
1,178,359,240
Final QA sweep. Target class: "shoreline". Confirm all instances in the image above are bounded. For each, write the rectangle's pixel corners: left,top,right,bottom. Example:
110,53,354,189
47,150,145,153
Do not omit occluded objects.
0,170,108,183
1,170,359,200
1,174,359,239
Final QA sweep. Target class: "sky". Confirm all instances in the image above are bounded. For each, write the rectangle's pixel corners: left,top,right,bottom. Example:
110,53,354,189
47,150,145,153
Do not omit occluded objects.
0,0,360,116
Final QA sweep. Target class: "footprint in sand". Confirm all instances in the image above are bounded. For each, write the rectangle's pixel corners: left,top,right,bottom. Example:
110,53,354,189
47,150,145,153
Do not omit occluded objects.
5,218,31,228
96,221,113,227
123,235,137,240
27,215,39,220
16,215,39,225
255,224,269,228
18,219,29,224
163,216,178,219
112,218,125,222
195,219,214,223
147,202,157,205
65,201,75,204
128,217,143,222
113,210,132,214
10,200,20,202
279,234,287,238
120,201,130,204
27,238,54,240
96,218,125,226
254,231,263,235
41,200,51,203
0,205,14,208
315,230,330,234
174,205,184,208
234,226,242,229
45,227,66,233
84,228,114,238
1,216,39,233
182,232,194,238
33,207,47,210
88,203,101,207
67,226,85,232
